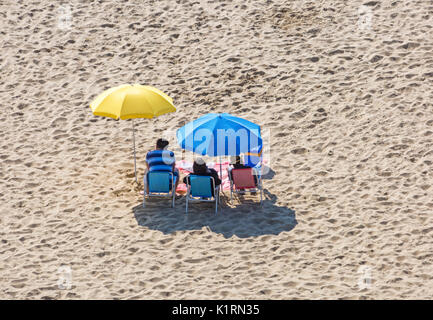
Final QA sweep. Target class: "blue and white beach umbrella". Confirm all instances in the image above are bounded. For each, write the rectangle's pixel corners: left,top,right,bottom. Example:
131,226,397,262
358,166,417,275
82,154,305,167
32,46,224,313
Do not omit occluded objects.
176,113,262,178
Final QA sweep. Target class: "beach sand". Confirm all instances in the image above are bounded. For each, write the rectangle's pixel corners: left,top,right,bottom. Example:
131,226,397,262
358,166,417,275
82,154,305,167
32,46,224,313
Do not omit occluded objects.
1,0,432,299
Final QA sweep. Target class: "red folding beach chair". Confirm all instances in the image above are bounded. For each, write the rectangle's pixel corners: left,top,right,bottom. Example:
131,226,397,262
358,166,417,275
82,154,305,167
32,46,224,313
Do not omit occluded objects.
228,167,263,204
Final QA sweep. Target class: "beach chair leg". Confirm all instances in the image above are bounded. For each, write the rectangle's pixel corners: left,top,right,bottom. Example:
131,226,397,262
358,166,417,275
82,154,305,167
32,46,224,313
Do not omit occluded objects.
216,186,219,213
215,193,218,214
143,188,146,208
172,190,175,208
171,175,175,208
260,183,263,205
143,174,147,208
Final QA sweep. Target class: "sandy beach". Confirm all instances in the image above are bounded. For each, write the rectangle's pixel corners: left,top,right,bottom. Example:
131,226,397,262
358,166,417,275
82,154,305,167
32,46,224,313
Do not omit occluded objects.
1,0,433,299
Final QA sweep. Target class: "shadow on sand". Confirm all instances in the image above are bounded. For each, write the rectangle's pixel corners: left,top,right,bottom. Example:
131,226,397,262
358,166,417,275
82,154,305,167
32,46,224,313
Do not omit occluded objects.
260,165,276,180
133,189,297,239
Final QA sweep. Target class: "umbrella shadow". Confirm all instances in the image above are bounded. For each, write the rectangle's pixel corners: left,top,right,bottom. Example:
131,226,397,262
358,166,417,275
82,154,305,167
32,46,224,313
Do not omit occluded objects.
132,190,297,239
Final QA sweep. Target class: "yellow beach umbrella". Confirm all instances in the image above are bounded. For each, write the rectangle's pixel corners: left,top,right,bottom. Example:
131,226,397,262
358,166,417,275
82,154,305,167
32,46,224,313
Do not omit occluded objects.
90,84,176,183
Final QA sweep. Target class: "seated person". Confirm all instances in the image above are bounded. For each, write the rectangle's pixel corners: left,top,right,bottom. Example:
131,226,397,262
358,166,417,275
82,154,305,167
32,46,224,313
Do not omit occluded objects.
228,155,258,186
183,158,221,196
145,138,179,192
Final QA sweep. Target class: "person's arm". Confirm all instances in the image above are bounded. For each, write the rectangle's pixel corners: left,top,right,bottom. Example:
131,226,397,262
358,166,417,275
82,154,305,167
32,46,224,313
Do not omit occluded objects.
210,169,221,185
145,152,150,172
215,174,221,186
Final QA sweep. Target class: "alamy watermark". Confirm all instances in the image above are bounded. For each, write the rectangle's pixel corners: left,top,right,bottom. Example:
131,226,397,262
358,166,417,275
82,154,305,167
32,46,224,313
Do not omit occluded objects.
357,5,373,32
292,0,307,11
153,127,272,174
357,265,372,290
57,3,72,30
57,265,72,290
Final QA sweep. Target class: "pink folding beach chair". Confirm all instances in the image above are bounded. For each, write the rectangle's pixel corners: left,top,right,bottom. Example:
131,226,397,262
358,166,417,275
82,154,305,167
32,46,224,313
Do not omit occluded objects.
228,167,263,204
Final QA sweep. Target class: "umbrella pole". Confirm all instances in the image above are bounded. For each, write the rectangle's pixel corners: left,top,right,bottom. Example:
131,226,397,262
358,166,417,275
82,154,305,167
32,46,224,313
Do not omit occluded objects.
219,156,223,193
219,155,223,212
132,119,138,184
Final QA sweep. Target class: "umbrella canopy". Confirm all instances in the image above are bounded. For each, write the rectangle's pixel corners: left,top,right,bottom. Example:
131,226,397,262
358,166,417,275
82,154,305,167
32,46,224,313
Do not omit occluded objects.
90,84,175,119
176,113,262,184
176,113,262,157
90,84,176,183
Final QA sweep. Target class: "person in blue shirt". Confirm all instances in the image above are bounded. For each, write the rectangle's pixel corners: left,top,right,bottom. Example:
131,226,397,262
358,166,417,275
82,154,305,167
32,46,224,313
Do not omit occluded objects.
145,138,180,193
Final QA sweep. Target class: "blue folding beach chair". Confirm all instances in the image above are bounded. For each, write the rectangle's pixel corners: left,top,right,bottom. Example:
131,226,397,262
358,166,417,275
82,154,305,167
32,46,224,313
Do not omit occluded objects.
185,175,220,214
143,171,176,208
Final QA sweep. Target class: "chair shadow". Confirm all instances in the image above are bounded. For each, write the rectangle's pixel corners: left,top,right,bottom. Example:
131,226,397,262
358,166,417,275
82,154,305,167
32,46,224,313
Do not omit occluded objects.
133,189,297,239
